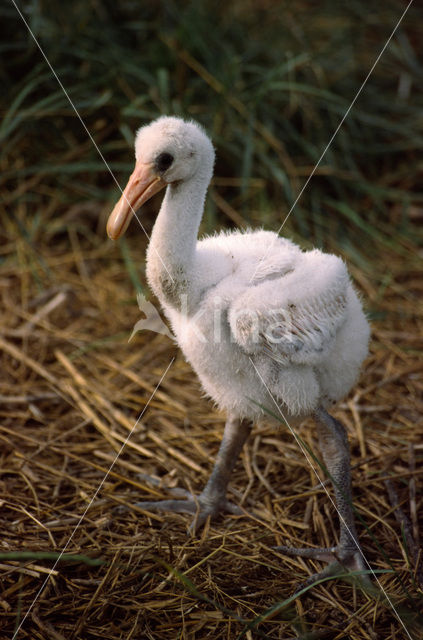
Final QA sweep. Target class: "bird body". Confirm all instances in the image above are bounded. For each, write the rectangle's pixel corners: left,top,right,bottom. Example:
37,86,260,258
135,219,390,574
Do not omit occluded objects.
107,116,371,585
154,227,369,420
117,117,370,421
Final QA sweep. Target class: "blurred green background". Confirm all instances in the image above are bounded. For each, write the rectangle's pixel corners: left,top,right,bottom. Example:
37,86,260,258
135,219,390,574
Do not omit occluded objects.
2,0,422,268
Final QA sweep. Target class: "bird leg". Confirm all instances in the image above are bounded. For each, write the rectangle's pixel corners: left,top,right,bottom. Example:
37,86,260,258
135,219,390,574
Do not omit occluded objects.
135,415,253,532
275,407,369,587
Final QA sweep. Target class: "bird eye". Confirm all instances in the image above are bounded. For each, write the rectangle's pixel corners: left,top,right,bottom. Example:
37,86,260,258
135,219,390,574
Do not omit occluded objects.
156,152,174,173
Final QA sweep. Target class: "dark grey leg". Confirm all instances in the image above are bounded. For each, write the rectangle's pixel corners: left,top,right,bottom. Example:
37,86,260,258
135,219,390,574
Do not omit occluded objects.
275,407,369,586
198,415,252,511
134,415,253,532
315,407,361,558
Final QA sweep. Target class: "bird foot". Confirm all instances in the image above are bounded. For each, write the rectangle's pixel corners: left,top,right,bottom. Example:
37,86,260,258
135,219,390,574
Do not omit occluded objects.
130,473,244,533
274,544,372,591
134,494,243,533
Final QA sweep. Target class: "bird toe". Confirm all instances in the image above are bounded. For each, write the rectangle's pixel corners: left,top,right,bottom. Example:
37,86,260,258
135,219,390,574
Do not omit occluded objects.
274,544,372,590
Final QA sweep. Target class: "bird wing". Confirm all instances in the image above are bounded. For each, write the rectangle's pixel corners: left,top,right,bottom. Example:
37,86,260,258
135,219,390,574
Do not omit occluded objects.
228,250,349,365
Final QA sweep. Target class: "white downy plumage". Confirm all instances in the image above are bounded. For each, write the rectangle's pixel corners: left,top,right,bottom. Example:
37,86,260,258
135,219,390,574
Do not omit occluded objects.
109,116,369,422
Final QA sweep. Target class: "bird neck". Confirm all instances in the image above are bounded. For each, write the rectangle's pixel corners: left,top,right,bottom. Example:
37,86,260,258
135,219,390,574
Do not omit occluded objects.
146,167,211,311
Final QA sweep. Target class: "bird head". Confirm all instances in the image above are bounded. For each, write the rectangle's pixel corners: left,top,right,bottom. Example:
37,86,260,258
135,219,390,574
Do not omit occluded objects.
107,116,215,240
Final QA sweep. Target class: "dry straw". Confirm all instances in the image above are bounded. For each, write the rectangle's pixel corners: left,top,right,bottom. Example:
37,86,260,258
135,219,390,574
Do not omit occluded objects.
0,220,422,638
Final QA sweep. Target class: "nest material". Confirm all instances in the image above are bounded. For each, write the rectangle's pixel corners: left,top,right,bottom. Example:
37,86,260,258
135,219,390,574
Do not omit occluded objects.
0,228,422,640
